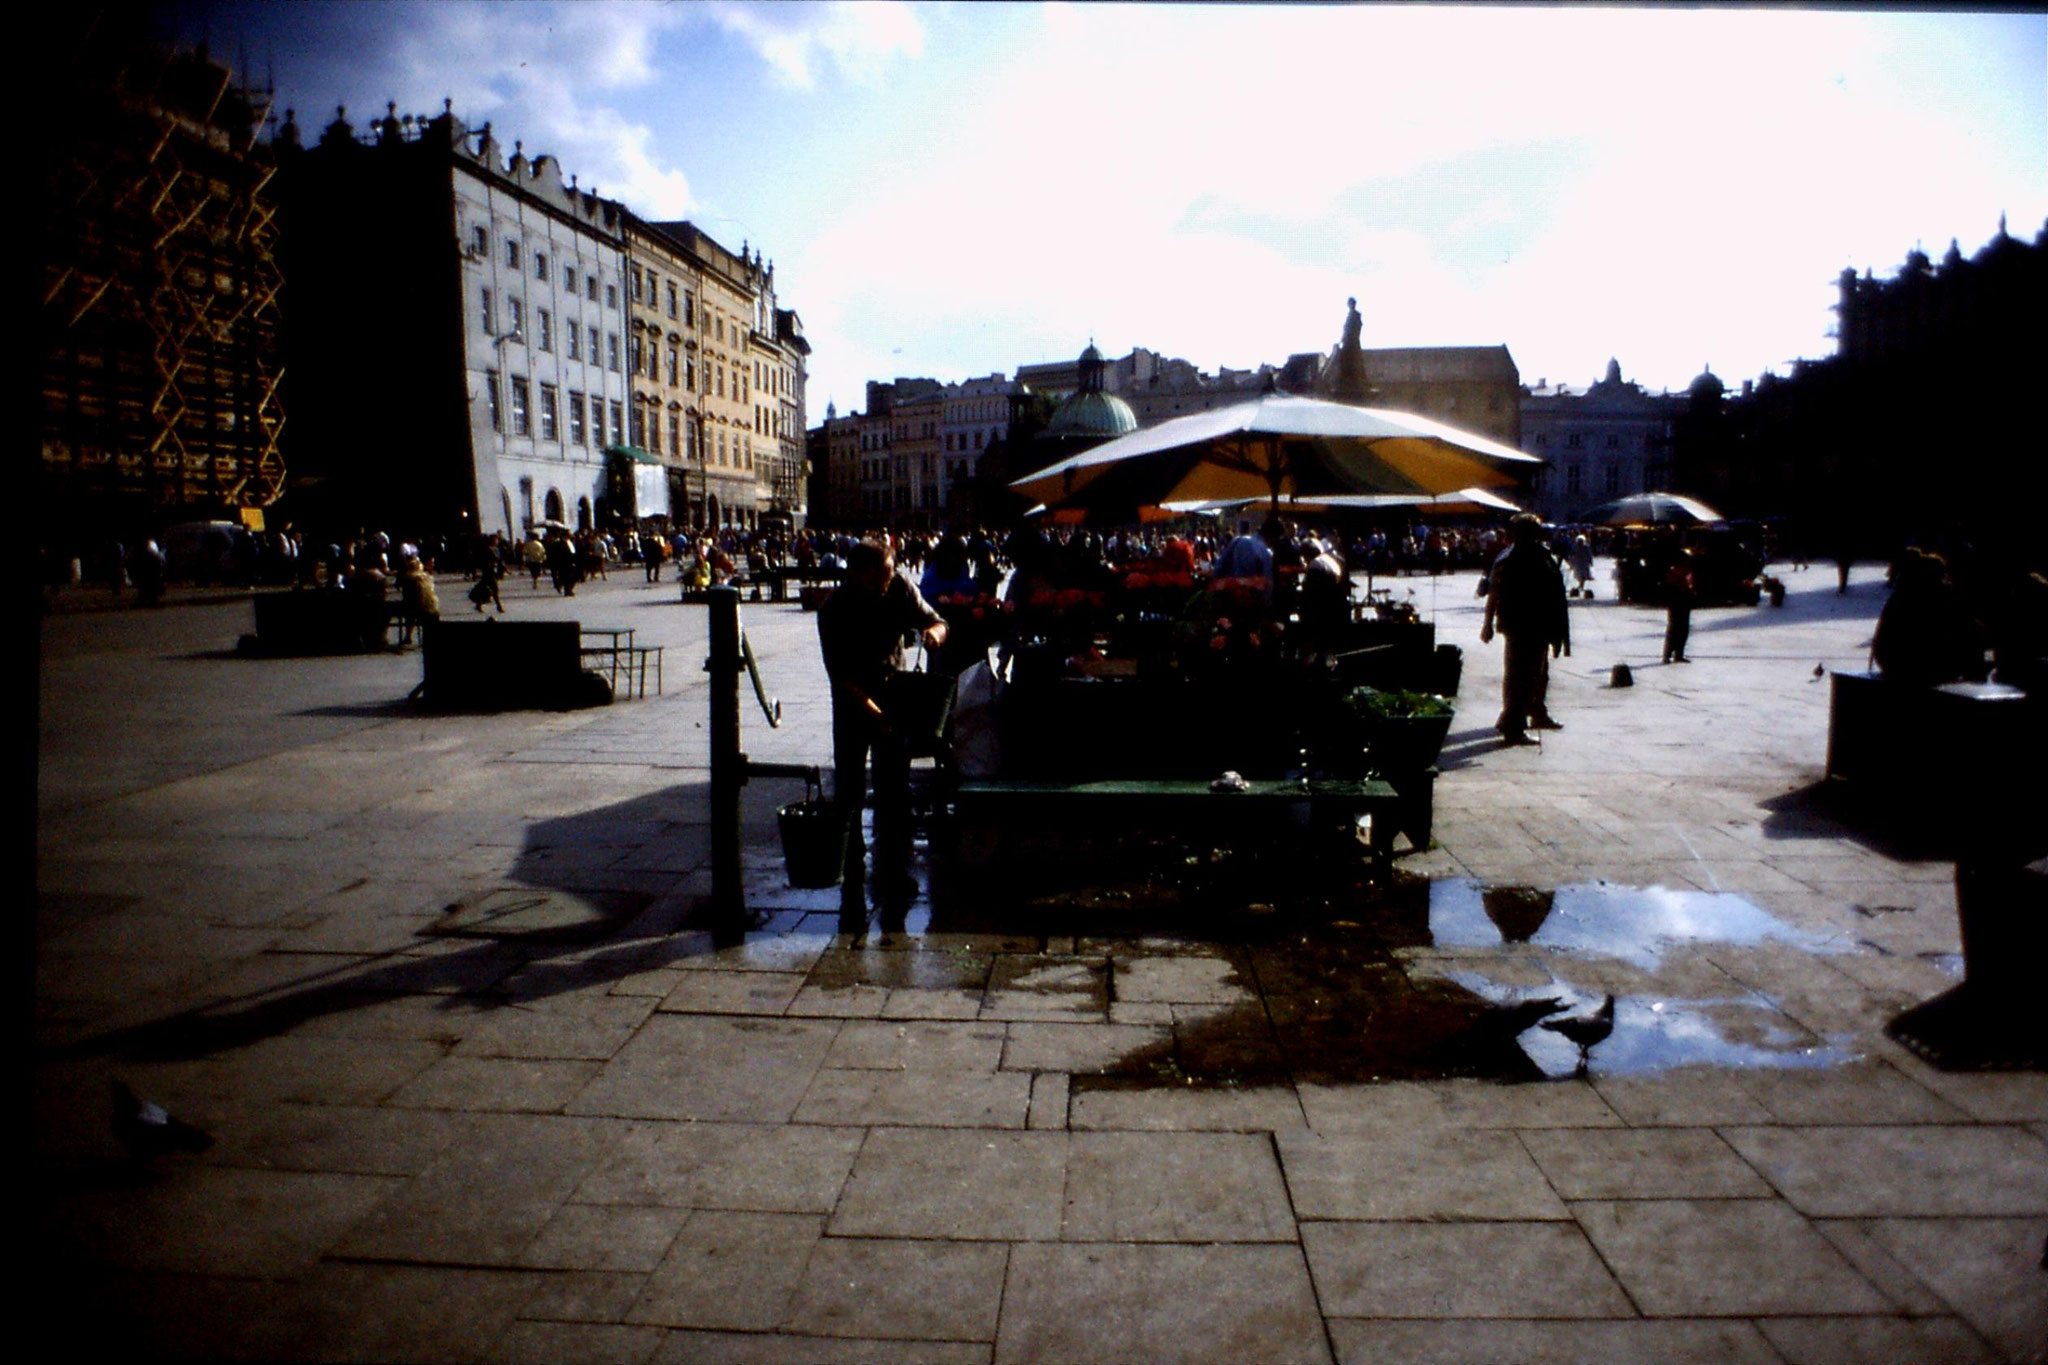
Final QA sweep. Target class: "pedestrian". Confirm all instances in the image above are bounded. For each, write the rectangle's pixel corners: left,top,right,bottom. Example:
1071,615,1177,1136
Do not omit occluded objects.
129,539,166,606
1662,548,1696,664
1479,513,1570,744
521,532,547,589
396,552,440,645
643,531,667,583
1567,533,1594,598
467,554,505,613
818,539,949,914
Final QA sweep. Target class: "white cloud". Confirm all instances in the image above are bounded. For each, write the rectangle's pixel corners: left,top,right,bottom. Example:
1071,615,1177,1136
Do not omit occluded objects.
705,0,925,90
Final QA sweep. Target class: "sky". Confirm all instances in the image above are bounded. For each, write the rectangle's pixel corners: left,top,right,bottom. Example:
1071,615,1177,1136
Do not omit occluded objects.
170,2,2047,415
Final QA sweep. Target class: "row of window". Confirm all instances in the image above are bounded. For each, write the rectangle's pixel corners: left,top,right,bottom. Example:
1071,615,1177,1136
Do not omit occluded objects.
1532,431,1656,449
484,369,758,470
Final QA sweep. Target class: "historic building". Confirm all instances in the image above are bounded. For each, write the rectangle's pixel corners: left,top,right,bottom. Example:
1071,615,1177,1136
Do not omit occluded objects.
38,14,286,539
275,102,801,542
277,104,632,540
1673,219,2046,557
1519,361,1681,521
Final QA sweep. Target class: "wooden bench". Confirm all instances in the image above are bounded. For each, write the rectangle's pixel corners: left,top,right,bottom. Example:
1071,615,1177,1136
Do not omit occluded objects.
952,776,1403,874
420,619,610,709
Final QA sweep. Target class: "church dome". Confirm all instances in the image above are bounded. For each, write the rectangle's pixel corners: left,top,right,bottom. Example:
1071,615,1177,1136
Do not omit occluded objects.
1045,342,1137,440
1045,390,1138,440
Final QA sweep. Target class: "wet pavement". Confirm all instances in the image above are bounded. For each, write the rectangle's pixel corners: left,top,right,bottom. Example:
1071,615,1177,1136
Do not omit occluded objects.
34,560,2048,1363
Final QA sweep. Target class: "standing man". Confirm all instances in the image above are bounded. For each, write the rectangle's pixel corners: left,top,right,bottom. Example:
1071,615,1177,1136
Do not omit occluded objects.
818,540,949,912
1662,547,1697,664
1479,514,1570,744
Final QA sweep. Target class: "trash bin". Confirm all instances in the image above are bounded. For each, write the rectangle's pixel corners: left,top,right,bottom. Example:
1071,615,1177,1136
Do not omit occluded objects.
778,774,846,888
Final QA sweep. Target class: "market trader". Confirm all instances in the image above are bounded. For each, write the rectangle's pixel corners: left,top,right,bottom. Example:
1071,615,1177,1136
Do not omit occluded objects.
1479,514,1571,744
818,540,949,912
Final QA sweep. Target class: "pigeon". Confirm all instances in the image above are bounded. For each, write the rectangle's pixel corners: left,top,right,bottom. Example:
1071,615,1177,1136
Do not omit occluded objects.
112,1080,214,1162
1539,994,1617,1073
1812,663,1826,680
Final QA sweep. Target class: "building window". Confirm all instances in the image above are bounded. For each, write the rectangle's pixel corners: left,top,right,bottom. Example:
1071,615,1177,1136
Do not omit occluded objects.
607,333,621,372
630,265,642,302
609,401,624,447
485,369,501,431
715,318,724,343
605,283,618,310
481,288,494,334
686,359,696,391
717,431,726,466
716,365,724,398
1567,433,1583,448
564,264,576,291
539,384,559,441
536,309,552,351
505,239,520,269
669,412,681,457
684,293,695,326
535,250,548,281
630,404,645,448
586,274,598,301
666,282,678,318
471,225,488,256
628,334,642,374
1605,465,1621,494
569,390,586,445
565,323,579,361
588,326,599,362
1607,434,1621,448
668,350,679,387
510,378,531,436
1566,464,1582,493
507,297,523,339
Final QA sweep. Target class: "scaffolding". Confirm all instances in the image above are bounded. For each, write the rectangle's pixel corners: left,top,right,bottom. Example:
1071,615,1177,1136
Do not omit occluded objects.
38,16,286,525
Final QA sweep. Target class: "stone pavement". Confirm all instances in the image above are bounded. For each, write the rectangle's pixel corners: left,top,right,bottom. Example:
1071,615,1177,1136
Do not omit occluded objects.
33,560,2048,1363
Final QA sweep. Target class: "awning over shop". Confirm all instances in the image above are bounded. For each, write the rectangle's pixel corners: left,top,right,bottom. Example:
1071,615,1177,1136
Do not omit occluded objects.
607,446,672,521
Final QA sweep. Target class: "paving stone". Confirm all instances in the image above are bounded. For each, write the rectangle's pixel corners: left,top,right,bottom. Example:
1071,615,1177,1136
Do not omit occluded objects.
1329,1318,1783,1365
1298,1078,1620,1130
572,1120,863,1212
334,1112,623,1266
793,1068,1030,1128
878,988,987,1019
1520,1126,1774,1200
1109,953,1256,1005
1001,1021,1171,1074
1279,1127,1568,1220
1064,1130,1296,1241
388,1055,603,1112
1808,1218,1952,1314
655,969,807,1015
1027,1072,1069,1130
1069,1084,1307,1132
1590,1067,1776,1125
807,946,994,993
652,1331,993,1363
514,1269,651,1324
830,1128,1067,1239
625,1211,823,1330
996,1242,1330,1364
50,1165,403,1277
1302,1220,1631,1318
783,1237,1007,1342
979,954,1109,1020
453,994,657,1059
568,1015,839,1121
1723,1124,2048,1216
491,1320,666,1365
205,1099,469,1176
517,1202,690,1272
1729,1062,1969,1125
1571,1199,1890,1316
1755,1315,1995,1365
272,1262,555,1364
1858,1217,2048,1363
823,1019,1007,1071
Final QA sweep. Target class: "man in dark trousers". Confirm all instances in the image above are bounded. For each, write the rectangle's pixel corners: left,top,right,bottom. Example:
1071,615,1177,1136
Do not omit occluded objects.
818,540,948,912
1479,514,1570,744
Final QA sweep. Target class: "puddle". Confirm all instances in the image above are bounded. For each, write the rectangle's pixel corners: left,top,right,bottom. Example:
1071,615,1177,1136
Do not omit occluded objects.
1427,879,1848,969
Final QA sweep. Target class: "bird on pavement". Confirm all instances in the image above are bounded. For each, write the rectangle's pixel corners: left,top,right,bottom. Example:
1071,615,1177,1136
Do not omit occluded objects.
1812,663,1826,680
112,1080,214,1163
1540,994,1617,1074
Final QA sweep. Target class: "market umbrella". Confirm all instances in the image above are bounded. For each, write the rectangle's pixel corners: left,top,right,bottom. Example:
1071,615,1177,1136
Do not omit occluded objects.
1174,487,1523,518
1011,393,1541,517
1586,492,1722,526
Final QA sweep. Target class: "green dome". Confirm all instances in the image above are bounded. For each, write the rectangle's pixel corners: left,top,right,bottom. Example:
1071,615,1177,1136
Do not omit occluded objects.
1046,389,1138,440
